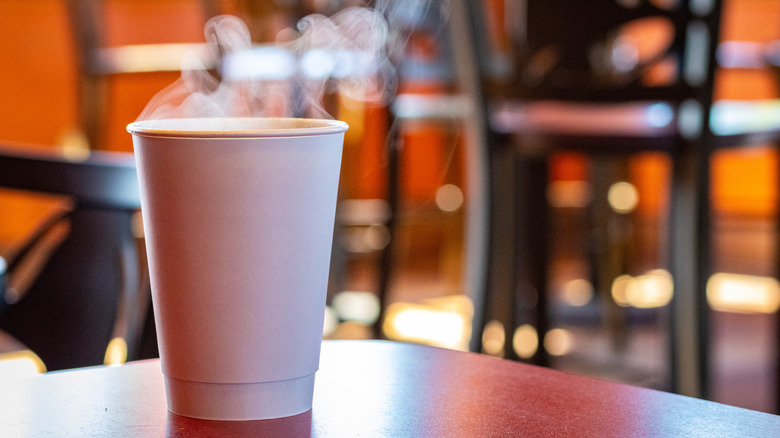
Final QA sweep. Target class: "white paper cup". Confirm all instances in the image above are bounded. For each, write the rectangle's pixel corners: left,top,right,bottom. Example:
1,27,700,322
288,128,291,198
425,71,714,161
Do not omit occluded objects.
127,117,347,420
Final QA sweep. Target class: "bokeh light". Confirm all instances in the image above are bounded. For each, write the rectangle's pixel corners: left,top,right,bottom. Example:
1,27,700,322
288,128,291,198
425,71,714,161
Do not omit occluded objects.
383,295,473,351
0,350,46,376
435,184,464,212
104,337,128,366
611,269,673,308
332,291,381,325
544,328,573,356
607,181,639,214
707,273,780,314
513,324,539,359
561,279,594,307
481,320,505,357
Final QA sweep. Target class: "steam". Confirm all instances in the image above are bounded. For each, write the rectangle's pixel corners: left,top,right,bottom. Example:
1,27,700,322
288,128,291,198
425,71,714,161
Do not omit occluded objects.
136,2,445,122
291,7,395,116
138,16,251,121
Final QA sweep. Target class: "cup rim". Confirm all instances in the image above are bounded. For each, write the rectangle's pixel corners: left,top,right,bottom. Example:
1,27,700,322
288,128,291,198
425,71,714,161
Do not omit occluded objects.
127,117,348,138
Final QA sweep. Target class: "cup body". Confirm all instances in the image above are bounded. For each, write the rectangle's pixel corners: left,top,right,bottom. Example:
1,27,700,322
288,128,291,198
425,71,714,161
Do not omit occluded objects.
127,117,346,420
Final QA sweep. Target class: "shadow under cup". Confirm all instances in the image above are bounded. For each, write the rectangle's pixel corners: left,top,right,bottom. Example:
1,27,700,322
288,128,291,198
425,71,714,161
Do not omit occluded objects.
127,117,347,421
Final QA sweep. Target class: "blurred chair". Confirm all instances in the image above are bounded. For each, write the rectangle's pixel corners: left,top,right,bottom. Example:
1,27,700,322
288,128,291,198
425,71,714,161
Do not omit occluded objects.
0,142,155,371
456,0,775,400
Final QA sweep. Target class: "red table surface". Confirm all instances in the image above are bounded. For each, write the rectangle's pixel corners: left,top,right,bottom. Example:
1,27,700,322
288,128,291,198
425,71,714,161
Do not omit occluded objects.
1,340,778,437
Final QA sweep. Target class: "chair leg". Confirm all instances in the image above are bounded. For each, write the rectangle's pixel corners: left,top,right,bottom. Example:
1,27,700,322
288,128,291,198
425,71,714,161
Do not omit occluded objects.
479,144,517,357
512,154,551,366
669,146,712,399
374,111,400,339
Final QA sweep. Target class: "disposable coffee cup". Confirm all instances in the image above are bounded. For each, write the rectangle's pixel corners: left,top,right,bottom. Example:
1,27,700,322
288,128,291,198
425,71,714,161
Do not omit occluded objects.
127,117,347,420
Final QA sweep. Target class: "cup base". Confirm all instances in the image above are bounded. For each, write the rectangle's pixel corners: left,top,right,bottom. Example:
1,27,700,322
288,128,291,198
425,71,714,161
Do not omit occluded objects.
164,373,316,421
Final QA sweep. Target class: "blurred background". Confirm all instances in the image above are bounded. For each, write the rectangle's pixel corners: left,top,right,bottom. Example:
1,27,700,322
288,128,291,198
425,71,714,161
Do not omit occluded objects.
0,0,779,415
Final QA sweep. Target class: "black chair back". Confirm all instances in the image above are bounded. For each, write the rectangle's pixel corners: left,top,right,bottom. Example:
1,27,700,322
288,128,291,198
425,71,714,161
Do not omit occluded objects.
477,0,720,103
0,143,156,370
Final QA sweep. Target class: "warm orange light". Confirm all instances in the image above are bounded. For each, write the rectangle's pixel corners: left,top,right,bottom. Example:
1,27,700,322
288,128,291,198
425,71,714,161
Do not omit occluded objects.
629,269,674,308
561,279,594,307
608,181,639,214
0,350,46,375
612,274,634,307
546,180,592,208
513,324,539,359
383,295,473,351
435,184,464,212
481,320,505,357
59,129,91,161
329,321,373,340
100,43,214,74
611,269,673,308
544,328,573,356
104,337,128,366
707,273,780,314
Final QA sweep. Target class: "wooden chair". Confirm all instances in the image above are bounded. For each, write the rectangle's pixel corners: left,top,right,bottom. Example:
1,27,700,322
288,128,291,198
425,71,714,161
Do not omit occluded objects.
0,142,156,370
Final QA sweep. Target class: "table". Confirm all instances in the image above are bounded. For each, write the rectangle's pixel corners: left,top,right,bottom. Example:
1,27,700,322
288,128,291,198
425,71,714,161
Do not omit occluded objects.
0,340,777,436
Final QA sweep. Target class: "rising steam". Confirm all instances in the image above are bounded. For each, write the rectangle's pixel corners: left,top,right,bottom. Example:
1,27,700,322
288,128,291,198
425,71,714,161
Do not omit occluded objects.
136,2,444,122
